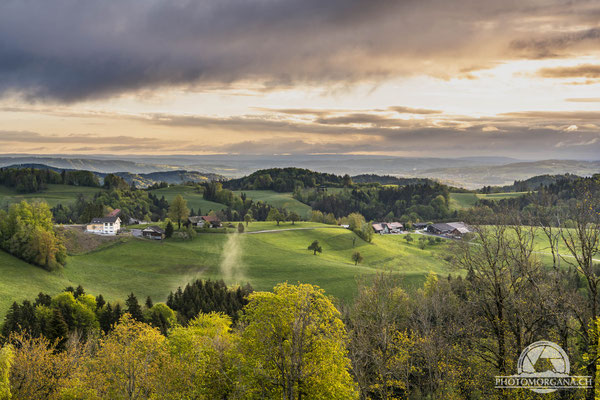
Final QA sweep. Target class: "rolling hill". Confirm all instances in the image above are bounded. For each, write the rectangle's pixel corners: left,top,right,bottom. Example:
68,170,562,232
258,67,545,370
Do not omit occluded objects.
0,223,453,317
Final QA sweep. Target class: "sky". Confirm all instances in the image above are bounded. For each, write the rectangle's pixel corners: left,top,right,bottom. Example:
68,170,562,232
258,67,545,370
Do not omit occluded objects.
0,0,599,159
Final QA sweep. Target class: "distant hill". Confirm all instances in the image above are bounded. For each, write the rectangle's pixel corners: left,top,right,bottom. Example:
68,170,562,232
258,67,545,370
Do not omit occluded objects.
0,156,179,174
489,173,582,192
419,160,600,189
3,164,223,188
116,170,223,187
223,167,345,192
351,174,436,186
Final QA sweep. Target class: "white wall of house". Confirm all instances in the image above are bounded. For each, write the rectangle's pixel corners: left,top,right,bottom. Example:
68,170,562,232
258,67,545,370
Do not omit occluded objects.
86,218,121,236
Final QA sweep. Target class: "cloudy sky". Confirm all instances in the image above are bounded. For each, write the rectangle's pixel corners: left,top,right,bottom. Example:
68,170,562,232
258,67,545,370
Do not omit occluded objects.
1,0,599,158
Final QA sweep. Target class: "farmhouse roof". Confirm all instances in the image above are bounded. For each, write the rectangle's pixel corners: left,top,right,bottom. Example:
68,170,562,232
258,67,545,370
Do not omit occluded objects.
188,216,203,223
201,215,220,223
446,222,472,232
388,222,403,230
106,209,121,217
143,226,165,234
372,223,384,231
429,221,472,234
429,223,455,233
90,216,120,224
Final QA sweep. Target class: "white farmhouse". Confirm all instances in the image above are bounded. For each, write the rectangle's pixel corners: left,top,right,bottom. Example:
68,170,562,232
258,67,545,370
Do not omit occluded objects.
86,216,121,236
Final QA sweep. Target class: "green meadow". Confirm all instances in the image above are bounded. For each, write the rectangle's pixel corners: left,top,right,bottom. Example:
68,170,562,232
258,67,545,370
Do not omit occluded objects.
149,185,226,213
0,224,453,317
449,192,530,210
0,184,102,208
233,190,312,217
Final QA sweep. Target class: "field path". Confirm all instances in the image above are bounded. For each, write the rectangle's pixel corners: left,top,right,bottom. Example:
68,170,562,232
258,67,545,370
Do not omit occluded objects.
245,226,344,234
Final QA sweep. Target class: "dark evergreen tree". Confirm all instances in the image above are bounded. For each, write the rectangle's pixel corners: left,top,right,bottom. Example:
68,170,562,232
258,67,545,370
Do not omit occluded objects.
95,294,106,310
125,293,143,322
145,296,154,309
165,221,174,238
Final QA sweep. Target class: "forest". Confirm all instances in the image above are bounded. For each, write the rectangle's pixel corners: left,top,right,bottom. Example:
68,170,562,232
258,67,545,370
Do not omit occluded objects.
222,167,349,192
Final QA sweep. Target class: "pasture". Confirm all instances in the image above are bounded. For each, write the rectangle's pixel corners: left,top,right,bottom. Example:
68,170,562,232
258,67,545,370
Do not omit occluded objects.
233,190,312,217
0,224,453,317
149,185,226,214
0,184,102,208
449,192,529,210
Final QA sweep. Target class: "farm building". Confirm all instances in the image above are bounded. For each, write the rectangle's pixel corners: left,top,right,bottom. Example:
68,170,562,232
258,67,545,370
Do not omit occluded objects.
86,216,121,236
188,215,222,228
142,226,165,240
427,222,472,237
372,222,403,234
188,216,205,227
413,222,429,229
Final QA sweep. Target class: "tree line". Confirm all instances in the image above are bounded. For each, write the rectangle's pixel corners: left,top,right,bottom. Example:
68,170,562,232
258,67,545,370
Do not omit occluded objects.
296,183,453,222
223,167,351,192
0,167,99,194
0,283,356,400
0,201,66,271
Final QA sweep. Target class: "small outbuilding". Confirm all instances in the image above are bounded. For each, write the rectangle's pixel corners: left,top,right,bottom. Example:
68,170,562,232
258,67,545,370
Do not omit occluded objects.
142,226,165,240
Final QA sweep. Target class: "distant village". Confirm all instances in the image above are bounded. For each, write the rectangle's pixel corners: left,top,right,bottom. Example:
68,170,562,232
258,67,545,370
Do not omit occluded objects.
85,209,222,240
371,221,473,238
85,208,472,241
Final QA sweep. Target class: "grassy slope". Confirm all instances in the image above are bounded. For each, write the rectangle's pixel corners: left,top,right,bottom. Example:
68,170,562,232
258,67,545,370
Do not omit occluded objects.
449,193,479,210
149,185,226,213
233,190,312,218
0,184,102,207
0,225,452,316
449,192,530,210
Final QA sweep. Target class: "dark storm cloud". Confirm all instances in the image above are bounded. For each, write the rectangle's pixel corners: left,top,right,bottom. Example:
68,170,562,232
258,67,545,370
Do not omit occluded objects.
0,0,597,102
388,106,443,115
536,64,600,79
0,130,164,144
510,28,600,58
135,109,600,158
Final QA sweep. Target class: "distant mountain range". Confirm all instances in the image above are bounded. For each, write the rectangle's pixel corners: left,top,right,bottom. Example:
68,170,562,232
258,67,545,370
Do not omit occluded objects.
1,155,598,189
2,163,222,188
417,160,600,189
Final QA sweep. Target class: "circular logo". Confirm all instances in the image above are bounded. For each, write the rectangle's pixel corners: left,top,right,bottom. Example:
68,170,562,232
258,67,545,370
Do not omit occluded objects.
517,341,570,393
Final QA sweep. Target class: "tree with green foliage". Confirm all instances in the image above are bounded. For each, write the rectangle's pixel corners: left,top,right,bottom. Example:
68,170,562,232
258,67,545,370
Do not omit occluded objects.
418,236,428,250
237,222,245,233
310,210,324,223
266,208,284,226
324,212,337,225
103,174,129,191
125,293,144,322
308,240,322,255
287,211,300,225
80,314,173,399
144,303,177,335
165,221,174,238
0,201,67,271
359,222,374,243
404,234,413,243
168,195,189,229
239,283,357,399
0,345,13,400
168,312,237,399
145,296,154,309
352,251,363,266
167,279,253,325
244,211,253,227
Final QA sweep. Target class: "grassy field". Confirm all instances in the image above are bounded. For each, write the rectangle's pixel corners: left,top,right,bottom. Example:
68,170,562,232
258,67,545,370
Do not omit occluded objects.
0,184,102,208
449,192,530,210
0,224,454,317
149,185,226,214
233,190,312,218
